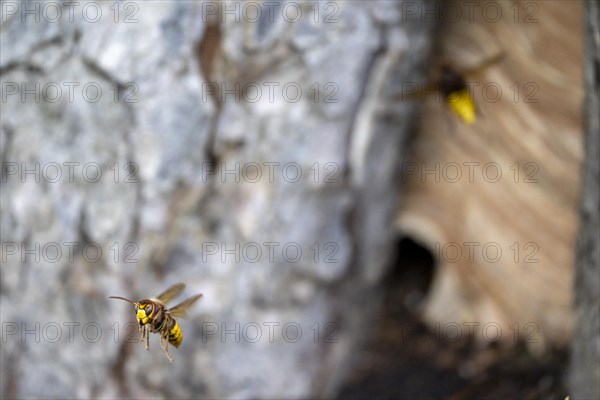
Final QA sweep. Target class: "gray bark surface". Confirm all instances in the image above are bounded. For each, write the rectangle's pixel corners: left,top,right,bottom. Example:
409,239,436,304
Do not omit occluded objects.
0,1,433,398
570,1,600,399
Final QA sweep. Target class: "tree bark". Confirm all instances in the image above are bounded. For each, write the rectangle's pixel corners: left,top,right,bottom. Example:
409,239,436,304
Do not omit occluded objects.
0,1,433,398
570,1,600,398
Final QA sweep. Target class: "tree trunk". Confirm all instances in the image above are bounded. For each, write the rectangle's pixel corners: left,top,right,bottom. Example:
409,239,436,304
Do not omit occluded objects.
570,1,600,398
0,1,433,398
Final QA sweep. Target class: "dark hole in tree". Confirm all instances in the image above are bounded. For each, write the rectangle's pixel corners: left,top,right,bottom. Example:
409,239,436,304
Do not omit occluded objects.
338,236,569,399
385,236,436,315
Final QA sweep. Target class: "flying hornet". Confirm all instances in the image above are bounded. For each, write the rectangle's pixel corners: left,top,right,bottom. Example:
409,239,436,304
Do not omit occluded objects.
399,52,504,125
110,283,202,363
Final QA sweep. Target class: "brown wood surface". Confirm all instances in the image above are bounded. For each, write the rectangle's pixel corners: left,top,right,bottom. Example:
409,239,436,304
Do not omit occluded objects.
396,1,583,351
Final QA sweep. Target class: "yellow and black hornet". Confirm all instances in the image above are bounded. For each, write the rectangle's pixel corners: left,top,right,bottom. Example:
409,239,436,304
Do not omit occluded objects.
110,283,202,363
400,52,504,125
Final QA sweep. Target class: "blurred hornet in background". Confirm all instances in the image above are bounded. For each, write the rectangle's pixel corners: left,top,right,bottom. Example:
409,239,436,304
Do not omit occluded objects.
110,283,202,363
399,52,504,125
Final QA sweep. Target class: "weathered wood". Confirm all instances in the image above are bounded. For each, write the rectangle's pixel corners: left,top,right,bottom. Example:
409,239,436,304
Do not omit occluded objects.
396,1,583,350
